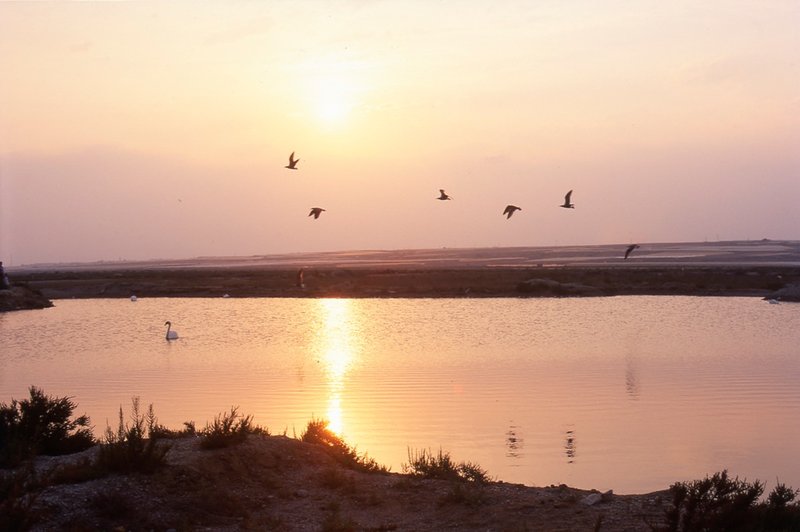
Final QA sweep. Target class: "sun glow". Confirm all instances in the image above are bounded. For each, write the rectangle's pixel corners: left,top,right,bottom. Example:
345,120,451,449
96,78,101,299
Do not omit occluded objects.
315,83,354,126
298,55,369,129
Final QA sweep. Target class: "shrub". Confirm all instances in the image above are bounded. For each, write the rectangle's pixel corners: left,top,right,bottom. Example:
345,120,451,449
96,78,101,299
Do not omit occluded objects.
661,470,800,532
200,406,267,450
0,387,94,467
96,398,170,473
403,448,489,483
301,418,387,473
151,420,198,440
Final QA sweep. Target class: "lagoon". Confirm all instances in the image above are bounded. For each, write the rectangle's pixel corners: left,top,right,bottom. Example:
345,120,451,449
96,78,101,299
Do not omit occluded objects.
1,296,798,494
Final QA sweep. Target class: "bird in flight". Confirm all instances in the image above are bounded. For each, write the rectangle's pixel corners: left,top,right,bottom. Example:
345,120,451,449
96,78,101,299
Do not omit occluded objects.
560,190,575,209
437,189,452,200
308,207,326,219
624,244,640,259
285,152,299,170
503,205,522,219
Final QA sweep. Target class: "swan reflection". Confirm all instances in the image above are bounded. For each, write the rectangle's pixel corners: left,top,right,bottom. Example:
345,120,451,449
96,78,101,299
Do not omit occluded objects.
625,354,640,400
565,428,576,464
505,424,524,458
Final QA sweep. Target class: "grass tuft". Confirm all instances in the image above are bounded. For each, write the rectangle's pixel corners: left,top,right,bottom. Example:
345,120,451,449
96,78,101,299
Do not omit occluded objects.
96,397,170,474
403,447,490,483
199,406,267,450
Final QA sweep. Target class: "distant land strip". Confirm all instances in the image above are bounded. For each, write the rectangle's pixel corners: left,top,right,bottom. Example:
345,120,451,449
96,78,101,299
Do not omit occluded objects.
8,241,800,300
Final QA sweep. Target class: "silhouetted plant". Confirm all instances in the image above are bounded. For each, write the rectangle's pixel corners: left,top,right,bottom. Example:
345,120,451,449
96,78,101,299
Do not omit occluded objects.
301,418,387,473
761,481,800,531
660,470,800,532
403,447,489,483
0,386,94,468
96,397,170,473
150,420,198,440
200,406,267,450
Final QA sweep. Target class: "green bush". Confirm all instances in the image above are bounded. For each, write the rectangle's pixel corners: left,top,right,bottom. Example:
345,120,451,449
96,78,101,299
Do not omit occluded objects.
0,387,94,468
96,398,170,474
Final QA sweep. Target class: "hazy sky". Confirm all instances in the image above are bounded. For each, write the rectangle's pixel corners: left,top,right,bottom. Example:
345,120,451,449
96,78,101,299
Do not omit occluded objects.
1,1,798,265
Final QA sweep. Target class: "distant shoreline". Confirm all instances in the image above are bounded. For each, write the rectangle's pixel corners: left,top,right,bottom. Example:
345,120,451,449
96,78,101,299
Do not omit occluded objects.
7,241,800,302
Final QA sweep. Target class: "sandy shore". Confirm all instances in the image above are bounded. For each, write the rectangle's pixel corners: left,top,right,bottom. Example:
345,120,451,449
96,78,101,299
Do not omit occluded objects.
8,240,800,301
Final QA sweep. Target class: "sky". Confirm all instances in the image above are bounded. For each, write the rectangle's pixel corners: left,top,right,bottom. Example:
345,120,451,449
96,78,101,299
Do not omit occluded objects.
1,1,798,266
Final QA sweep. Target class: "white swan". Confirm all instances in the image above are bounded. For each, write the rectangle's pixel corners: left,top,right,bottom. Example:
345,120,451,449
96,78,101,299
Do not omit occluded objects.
164,321,179,340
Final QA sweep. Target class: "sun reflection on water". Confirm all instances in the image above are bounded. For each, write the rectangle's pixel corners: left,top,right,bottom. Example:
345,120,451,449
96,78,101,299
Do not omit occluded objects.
316,299,355,435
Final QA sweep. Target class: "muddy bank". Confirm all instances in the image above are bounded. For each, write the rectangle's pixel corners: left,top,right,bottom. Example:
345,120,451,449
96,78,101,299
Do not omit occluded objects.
10,264,800,300
0,284,53,312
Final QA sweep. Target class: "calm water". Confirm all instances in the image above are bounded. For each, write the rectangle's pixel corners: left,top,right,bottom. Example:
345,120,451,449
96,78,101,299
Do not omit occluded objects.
1,296,798,494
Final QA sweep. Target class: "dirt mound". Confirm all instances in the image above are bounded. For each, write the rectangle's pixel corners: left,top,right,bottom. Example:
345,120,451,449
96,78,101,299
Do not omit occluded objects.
18,435,668,531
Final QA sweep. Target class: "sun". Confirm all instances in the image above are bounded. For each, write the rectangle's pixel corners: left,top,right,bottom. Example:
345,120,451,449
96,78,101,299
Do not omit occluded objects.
316,90,352,125
296,53,368,129
312,75,357,127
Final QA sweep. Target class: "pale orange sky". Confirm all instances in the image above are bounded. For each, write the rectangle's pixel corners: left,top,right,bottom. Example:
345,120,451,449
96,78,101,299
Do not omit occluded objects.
1,1,798,265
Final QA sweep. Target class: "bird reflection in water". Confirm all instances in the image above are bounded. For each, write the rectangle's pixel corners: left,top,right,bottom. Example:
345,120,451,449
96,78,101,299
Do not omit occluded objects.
565,428,576,464
505,424,524,459
625,354,640,400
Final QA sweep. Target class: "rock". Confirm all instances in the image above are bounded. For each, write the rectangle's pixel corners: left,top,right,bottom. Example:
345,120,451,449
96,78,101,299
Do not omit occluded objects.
582,493,603,506
765,283,800,302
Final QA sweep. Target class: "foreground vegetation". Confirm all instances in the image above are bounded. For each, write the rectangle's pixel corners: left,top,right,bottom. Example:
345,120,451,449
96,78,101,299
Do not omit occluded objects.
2,387,800,531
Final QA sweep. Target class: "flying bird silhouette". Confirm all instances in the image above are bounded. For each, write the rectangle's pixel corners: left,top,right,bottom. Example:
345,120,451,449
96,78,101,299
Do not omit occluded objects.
624,244,640,259
503,205,522,219
308,207,326,219
437,189,452,200
285,152,299,170
560,190,575,209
